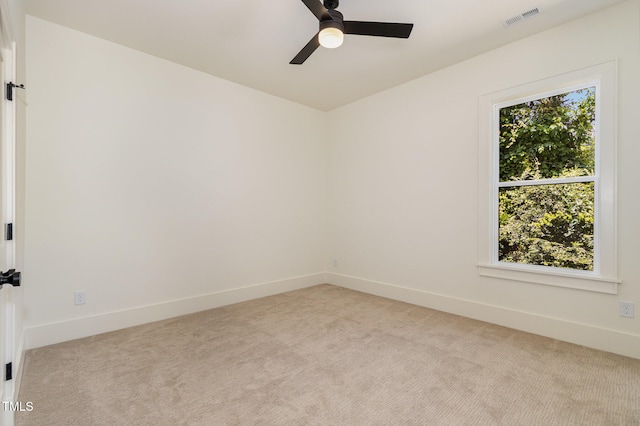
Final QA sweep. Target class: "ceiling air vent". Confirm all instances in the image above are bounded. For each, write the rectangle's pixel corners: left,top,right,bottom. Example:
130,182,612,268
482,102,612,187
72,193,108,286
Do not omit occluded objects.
504,7,540,27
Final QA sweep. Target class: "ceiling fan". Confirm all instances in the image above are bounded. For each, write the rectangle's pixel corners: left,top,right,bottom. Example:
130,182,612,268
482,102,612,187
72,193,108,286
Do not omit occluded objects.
290,0,414,65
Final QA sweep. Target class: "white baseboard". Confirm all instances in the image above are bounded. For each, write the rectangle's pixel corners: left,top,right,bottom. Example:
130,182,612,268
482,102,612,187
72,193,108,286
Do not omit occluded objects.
24,271,640,360
327,272,640,360
25,273,327,350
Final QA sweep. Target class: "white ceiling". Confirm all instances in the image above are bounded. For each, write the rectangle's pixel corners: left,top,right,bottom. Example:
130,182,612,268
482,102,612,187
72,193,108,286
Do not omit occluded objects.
26,0,625,111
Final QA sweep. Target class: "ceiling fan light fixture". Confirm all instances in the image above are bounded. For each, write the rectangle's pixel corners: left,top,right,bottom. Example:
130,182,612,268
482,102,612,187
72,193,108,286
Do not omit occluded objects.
290,0,413,65
319,20,344,48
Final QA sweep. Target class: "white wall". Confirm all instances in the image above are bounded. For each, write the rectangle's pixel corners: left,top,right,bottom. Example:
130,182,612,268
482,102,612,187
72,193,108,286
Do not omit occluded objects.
24,16,327,348
327,0,640,359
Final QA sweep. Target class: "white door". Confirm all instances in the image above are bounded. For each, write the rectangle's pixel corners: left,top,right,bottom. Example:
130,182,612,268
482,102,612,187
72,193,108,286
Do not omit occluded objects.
0,11,18,425
0,33,5,408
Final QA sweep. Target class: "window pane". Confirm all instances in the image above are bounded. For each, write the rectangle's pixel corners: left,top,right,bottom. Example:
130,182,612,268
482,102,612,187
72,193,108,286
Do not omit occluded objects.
499,87,595,182
498,182,594,270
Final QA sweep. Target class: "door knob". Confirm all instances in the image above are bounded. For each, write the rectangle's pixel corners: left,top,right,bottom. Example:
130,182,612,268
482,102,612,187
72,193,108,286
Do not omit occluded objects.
0,269,21,286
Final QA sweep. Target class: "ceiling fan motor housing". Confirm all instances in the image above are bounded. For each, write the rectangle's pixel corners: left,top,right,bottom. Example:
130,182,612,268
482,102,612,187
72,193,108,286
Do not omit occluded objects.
320,19,344,36
321,10,344,31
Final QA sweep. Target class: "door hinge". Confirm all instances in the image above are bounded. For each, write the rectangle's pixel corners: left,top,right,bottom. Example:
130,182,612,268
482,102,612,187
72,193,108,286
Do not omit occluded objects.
5,223,12,241
5,362,12,381
5,82,25,101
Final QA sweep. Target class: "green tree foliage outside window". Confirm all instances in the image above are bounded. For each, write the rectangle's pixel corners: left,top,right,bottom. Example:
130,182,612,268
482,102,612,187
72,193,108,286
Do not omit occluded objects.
498,88,596,270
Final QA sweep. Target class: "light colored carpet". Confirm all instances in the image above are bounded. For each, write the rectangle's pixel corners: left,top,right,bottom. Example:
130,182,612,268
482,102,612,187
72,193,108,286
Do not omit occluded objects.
16,284,640,425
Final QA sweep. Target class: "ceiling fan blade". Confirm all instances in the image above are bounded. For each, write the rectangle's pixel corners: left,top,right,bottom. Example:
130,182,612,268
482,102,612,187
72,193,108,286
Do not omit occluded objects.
301,0,330,21
343,21,413,38
290,33,320,65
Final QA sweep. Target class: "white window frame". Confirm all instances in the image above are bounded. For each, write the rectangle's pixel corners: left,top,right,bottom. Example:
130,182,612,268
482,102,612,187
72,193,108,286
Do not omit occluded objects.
477,61,619,294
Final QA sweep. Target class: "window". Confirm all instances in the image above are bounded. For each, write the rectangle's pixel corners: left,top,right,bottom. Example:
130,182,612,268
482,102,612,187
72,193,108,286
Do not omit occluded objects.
478,62,619,294
498,87,596,270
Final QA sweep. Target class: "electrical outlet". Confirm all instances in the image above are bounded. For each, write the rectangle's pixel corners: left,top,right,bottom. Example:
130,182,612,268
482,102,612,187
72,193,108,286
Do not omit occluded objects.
333,258,338,268
619,301,634,318
74,290,86,305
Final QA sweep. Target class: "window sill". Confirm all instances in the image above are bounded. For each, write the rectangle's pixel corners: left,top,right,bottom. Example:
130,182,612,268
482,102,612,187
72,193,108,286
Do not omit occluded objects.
477,263,620,294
